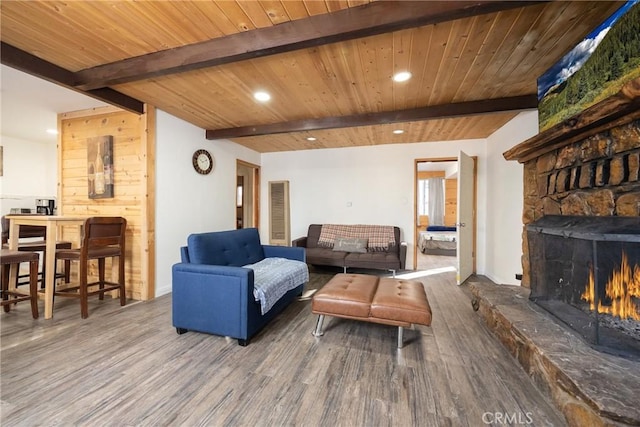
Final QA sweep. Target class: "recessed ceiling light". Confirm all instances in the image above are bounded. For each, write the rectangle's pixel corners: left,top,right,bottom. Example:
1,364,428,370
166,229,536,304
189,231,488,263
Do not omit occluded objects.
393,129,404,134
46,129,58,135
306,137,317,141
254,91,271,102
392,71,412,82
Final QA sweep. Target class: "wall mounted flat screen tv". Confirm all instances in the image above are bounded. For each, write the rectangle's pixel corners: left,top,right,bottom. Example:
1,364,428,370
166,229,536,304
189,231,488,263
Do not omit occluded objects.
537,0,639,132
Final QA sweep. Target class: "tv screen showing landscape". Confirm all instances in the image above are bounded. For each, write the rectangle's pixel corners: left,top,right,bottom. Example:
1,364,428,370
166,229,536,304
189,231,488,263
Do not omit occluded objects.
537,0,639,131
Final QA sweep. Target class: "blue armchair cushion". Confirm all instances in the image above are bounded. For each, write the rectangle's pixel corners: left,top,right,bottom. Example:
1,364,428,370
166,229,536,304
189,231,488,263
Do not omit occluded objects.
187,228,265,267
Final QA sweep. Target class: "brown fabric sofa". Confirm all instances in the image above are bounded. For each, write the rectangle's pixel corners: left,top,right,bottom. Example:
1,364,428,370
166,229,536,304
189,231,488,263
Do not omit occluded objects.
292,224,406,275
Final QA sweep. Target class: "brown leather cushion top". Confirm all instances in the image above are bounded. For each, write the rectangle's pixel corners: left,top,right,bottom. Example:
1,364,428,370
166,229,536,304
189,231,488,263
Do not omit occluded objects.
370,278,432,326
312,274,432,327
2,241,72,252
1,249,39,264
312,273,378,318
56,246,122,260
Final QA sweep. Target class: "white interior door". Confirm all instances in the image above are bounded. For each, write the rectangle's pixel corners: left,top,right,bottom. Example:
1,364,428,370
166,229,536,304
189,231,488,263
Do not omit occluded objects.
457,151,474,285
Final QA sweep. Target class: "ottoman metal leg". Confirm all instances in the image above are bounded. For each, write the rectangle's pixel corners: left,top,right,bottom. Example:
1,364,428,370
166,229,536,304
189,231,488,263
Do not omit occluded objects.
313,314,325,337
397,326,404,348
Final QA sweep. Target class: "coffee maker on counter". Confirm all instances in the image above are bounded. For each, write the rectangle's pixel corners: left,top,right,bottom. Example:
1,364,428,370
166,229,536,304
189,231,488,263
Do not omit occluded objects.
36,198,56,215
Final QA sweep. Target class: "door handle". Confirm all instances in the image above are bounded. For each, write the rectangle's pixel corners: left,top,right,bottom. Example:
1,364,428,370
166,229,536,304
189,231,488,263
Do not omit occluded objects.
456,223,466,227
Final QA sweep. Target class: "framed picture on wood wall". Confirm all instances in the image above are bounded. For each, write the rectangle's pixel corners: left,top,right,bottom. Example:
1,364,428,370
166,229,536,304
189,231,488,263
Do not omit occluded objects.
87,135,114,199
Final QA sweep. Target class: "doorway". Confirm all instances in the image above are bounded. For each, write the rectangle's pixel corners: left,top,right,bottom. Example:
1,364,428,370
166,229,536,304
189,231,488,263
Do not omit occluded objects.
236,160,260,230
413,155,477,276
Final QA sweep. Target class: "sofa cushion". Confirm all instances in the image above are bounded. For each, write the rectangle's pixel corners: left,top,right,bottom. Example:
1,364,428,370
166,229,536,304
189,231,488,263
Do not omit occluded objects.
318,224,395,250
305,247,347,267
332,237,368,253
306,224,401,250
187,228,265,267
344,251,401,270
306,225,323,248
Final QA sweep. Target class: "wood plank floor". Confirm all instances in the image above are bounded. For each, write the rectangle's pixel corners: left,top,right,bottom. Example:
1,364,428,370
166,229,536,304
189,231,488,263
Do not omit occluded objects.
417,252,457,271
1,267,566,426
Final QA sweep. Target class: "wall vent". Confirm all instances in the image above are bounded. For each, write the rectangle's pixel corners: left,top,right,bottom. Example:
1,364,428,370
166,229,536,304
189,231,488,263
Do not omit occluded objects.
268,180,290,245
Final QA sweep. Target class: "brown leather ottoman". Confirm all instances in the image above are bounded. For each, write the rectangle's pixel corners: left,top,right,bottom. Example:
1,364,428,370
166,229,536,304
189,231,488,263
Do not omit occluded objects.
311,273,432,348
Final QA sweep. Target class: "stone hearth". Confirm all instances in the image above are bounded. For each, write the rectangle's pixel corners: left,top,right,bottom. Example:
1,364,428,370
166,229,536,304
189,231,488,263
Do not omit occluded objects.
470,282,640,426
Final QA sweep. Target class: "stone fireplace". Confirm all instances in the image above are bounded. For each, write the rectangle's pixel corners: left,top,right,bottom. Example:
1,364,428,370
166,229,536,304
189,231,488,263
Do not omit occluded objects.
511,114,640,288
474,77,640,426
502,76,640,361
527,215,640,360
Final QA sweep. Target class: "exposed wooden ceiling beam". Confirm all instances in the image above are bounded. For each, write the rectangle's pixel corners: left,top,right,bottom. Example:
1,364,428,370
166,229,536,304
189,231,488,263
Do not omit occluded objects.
0,42,144,114
75,0,545,90
205,95,538,140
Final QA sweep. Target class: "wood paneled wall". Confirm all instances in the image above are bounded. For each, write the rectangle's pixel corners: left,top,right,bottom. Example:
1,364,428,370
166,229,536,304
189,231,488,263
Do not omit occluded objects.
417,171,444,180
57,105,155,300
445,178,458,226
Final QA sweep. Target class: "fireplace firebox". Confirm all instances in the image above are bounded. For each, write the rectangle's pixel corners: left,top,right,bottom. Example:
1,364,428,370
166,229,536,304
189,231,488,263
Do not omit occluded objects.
527,215,640,360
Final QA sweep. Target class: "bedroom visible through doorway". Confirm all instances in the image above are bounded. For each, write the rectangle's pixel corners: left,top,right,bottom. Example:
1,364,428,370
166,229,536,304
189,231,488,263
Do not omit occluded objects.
415,159,458,271
413,155,476,280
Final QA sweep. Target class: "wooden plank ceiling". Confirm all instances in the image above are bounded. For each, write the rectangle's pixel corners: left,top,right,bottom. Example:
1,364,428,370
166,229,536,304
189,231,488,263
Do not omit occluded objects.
0,1,623,153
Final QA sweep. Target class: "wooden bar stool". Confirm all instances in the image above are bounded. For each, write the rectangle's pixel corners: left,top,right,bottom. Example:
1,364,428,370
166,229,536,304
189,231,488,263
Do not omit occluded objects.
1,249,39,318
1,215,71,287
55,217,127,319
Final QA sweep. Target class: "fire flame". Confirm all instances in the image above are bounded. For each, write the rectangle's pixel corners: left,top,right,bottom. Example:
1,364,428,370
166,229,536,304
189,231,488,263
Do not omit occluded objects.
581,252,640,321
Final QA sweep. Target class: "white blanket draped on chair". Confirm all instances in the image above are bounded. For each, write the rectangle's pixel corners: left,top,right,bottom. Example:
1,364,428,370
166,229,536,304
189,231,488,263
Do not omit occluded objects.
243,257,309,314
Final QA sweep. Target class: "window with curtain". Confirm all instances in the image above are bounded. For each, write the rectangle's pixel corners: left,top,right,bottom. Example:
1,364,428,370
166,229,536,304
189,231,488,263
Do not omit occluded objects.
418,179,430,217
418,178,445,226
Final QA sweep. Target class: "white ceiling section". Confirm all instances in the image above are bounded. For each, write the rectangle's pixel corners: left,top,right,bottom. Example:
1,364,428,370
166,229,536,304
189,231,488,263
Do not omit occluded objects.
0,65,107,144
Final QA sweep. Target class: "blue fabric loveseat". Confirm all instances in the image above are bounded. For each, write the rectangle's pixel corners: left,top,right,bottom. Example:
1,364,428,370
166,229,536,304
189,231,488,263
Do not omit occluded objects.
172,228,308,346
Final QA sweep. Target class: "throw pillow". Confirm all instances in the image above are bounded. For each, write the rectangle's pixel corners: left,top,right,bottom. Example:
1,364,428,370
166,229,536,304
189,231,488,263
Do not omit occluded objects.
332,237,368,253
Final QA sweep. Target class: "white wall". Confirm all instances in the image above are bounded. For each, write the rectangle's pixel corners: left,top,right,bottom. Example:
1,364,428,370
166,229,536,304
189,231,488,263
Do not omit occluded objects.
154,110,261,296
260,139,489,273
444,162,458,179
2,107,537,296
0,135,57,215
484,111,538,285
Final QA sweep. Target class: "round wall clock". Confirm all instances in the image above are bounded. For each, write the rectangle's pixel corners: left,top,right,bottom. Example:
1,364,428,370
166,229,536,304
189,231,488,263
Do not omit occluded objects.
192,149,214,175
